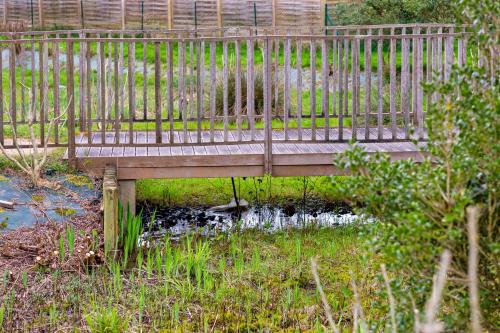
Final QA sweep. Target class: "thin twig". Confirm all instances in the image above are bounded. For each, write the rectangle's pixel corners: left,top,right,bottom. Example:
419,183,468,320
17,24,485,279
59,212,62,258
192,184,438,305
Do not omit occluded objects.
311,257,340,333
381,264,397,333
466,206,482,333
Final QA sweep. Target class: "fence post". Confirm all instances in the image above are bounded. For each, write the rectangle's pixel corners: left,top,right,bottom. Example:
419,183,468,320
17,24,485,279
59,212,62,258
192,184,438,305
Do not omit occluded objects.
263,37,273,175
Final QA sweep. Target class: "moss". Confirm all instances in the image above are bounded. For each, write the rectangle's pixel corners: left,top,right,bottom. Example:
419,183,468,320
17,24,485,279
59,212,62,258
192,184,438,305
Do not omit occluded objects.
32,195,45,203
66,175,94,189
54,207,77,217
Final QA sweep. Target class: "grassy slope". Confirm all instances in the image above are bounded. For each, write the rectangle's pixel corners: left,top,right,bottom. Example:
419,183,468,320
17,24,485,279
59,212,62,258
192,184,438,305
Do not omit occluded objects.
5,226,381,331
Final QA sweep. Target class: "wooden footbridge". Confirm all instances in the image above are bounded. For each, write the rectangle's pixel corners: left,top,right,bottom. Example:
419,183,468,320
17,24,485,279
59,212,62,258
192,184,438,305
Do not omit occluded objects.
0,24,471,247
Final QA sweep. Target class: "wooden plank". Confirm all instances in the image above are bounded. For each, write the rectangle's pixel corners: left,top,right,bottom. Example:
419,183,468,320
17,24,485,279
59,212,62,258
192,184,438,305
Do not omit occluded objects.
30,42,36,123
247,38,255,141
235,40,242,141
273,39,279,115
377,29,383,140
321,39,329,141
390,29,397,140
426,27,432,114
99,41,106,144
364,30,371,140
20,44,26,123
222,40,229,141
189,40,194,122
284,36,291,140
53,40,60,144
310,39,316,141
79,33,86,132
209,41,216,143
331,31,337,118
67,41,76,167
154,42,162,144
200,41,205,119
296,39,302,141
263,38,273,174
86,40,92,145
166,41,174,144
337,38,343,141
142,39,148,120
417,33,425,139
114,42,120,144
0,43,2,145
178,41,187,143
119,34,125,121
128,42,135,144
401,28,410,140
36,41,42,143
351,37,358,141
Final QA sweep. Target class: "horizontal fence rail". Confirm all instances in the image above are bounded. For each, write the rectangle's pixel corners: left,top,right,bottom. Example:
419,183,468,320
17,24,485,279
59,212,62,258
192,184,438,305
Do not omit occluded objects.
0,25,473,165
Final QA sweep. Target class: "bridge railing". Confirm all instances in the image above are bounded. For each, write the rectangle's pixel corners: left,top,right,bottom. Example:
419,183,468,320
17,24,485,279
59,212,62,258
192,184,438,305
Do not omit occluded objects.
0,25,470,166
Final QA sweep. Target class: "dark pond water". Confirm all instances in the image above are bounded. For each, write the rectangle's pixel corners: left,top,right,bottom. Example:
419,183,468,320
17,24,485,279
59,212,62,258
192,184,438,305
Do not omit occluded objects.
140,200,358,240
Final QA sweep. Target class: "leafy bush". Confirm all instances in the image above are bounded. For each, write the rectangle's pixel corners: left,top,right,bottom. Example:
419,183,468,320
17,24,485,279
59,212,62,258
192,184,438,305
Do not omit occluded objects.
332,0,499,330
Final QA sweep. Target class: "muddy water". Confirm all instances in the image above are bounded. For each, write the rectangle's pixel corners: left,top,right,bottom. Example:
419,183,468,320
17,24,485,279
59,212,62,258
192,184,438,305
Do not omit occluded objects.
140,201,358,239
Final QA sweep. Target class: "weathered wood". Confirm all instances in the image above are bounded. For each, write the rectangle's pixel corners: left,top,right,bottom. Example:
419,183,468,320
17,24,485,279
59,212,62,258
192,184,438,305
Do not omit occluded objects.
416,33,425,139
321,39,329,141
377,30,383,140
401,27,410,139
99,41,106,144
119,179,136,218
0,45,3,145
351,37,358,141
263,38,273,174
296,39,302,140
8,44,16,131
235,40,242,141
284,36,291,140
103,165,119,254
189,40,194,121
337,39,343,141
390,28,397,140
86,40,92,144
114,42,120,144
331,31,337,118
166,41,174,144
30,42,36,123
178,41,187,142
38,41,44,144
310,39,316,141
364,29,371,140
79,33,86,132
127,42,135,144
142,40,148,120
247,38,255,141
223,40,229,141
67,41,76,167
0,200,14,209
53,40,60,144
196,41,203,143
209,41,216,143
20,44,26,123
154,42,162,144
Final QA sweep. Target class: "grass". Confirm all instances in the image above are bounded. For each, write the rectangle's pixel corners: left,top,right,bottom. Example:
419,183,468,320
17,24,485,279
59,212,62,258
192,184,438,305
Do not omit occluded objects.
137,175,347,207
2,225,383,331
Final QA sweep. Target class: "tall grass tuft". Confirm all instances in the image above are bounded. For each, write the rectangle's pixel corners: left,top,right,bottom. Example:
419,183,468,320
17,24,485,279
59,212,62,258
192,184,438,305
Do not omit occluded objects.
118,201,143,266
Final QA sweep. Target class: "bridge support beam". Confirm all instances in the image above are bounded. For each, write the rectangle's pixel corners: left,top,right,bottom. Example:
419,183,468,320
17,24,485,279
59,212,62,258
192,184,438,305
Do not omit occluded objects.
103,165,119,255
119,180,136,218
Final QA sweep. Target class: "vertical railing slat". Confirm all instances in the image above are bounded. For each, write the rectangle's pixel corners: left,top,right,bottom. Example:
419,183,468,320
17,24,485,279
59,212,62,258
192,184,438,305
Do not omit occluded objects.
247,38,255,141
114,42,120,144
37,41,42,144
79,33,86,132
67,42,76,166
263,37,273,174
128,42,135,144
310,39,316,141
86,40,92,145
390,29,397,140
222,40,229,142
143,39,148,120
154,42,162,144
209,41,216,143
364,31,372,140
99,41,106,144
296,39,302,141
351,37,358,141
284,36,291,141
401,28,411,140
179,41,187,143
321,38,329,141
337,38,343,141
0,45,3,146
377,29,383,140
343,38,349,137
235,40,242,142
196,40,203,143
53,40,60,144
167,42,174,144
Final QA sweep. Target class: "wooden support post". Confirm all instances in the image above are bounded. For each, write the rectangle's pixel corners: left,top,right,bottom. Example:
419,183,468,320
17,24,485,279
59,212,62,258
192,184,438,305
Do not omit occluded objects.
103,165,119,254
119,180,136,218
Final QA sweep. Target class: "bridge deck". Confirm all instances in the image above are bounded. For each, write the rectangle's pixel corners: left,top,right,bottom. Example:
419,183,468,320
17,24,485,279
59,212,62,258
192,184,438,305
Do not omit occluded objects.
73,129,425,179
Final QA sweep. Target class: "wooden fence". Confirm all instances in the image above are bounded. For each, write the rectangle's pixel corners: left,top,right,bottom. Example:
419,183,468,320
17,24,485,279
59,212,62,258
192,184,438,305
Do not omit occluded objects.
0,0,363,30
0,24,470,167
